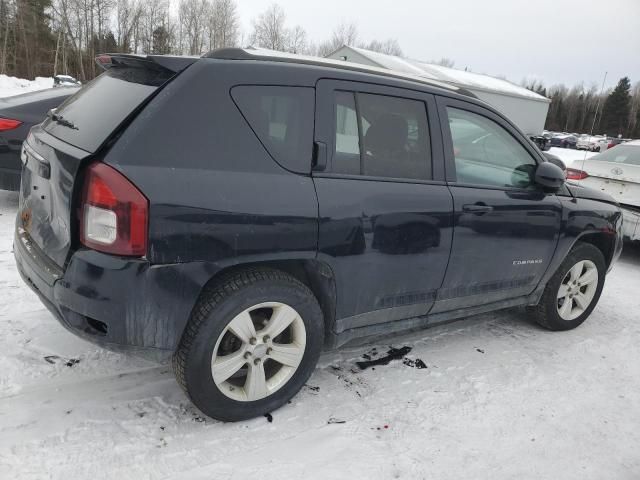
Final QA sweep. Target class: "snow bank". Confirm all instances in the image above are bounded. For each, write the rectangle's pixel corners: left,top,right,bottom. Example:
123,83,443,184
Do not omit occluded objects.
0,74,54,98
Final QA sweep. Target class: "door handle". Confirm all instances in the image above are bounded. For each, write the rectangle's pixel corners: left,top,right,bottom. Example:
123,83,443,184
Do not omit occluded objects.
462,203,493,214
313,141,327,171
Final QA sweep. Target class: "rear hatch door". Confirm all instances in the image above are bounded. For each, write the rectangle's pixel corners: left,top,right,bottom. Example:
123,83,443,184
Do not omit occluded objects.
17,55,193,270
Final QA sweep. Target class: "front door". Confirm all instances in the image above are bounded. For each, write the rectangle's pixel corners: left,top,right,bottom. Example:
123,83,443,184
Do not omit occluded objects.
313,80,454,333
432,97,562,313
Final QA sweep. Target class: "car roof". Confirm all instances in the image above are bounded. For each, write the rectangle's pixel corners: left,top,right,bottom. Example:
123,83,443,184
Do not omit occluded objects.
203,48,478,100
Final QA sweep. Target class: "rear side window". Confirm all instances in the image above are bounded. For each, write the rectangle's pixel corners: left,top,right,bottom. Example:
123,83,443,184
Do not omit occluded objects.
43,67,173,153
332,91,431,180
232,86,314,174
334,91,361,174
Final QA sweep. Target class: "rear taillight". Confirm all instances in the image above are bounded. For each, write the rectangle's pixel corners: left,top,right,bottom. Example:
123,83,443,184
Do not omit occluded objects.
80,162,148,256
565,168,589,180
0,117,22,131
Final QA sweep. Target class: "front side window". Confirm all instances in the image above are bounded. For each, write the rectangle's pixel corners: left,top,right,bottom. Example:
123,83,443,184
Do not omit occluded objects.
332,91,432,180
447,107,537,188
231,86,314,173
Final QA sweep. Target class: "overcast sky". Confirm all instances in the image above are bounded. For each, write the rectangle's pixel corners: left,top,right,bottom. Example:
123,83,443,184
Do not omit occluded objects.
235,0,640,90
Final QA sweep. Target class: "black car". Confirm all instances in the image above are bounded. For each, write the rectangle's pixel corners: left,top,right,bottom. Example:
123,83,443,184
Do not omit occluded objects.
0,86,79,190
549,135,578,149
529,135,551,151
14,50,623,421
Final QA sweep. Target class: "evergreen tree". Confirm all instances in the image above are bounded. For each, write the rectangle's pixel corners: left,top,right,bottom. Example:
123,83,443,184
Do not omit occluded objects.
600,77,631,137
152,25,172,54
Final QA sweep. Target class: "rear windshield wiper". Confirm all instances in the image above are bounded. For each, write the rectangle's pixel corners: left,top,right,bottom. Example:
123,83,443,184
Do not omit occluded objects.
47,109,78,130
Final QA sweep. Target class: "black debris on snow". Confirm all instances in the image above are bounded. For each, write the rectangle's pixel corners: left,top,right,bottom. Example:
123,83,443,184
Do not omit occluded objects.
357,346,412,370
403,358,428,369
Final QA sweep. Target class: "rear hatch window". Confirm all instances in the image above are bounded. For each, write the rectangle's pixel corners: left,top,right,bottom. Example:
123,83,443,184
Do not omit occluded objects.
589,145,640,166
43,66,173,153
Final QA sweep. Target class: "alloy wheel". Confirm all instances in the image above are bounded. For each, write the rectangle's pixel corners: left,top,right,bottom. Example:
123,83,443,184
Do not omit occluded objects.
211,302,306,402
557,259,599,321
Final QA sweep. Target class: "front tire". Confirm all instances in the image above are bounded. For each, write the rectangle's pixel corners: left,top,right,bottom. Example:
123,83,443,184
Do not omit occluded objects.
173,268,324,421
532,243,606,331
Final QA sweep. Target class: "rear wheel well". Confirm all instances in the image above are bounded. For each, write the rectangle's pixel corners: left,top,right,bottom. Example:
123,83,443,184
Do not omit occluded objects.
197,260,337,345
577,233,615,268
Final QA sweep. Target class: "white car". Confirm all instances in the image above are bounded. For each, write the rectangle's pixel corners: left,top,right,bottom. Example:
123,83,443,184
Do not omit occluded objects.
53,74,81,87
576,135,608,152
567,140,640,241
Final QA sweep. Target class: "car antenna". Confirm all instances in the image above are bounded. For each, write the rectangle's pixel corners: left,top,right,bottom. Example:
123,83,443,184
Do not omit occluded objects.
582,71,607,172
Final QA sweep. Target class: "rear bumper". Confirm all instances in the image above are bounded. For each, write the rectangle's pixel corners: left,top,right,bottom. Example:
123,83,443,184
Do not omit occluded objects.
14,227,212,362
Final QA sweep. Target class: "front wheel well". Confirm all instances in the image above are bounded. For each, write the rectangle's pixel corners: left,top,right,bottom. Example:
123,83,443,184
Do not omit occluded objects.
576,233,616,268
196,260,337,345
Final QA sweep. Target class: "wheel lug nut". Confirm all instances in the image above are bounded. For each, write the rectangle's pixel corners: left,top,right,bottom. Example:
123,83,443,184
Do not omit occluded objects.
244,352,252,359
254,358,262,366
249,337,257,345
266,347,273,355
263,335,270,343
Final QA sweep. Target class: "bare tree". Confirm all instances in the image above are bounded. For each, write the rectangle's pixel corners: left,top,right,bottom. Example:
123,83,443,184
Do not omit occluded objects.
286,25,307,54
208,0,239,49
315,22,402,59
0,0,16,74
431,57,455,68
332,21,358,47
139,0,170,54
178,0,208,55
115,0,142,52
362,38,402,56
317,21,358,56
249,3,288,51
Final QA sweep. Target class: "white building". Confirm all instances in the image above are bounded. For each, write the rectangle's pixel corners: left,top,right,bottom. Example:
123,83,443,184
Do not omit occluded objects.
325,45,550,136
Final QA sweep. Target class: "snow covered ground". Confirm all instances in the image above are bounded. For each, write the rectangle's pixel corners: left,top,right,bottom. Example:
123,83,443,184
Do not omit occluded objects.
1,188,640,480
0,74,54,98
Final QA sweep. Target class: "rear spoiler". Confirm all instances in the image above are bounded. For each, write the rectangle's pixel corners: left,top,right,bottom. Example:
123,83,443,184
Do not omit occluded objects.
95,53,198,73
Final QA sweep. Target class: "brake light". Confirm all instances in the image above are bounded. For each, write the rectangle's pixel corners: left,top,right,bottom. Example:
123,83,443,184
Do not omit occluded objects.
565,168,589,180
80,162,148,256
0,117,22,131
95,55,114,70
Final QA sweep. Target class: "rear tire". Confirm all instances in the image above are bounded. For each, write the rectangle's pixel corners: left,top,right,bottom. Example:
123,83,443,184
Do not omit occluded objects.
531,243,606,331
173,268,324,421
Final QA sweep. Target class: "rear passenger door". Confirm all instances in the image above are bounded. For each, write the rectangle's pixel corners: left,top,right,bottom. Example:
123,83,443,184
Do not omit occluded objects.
313,79,454,334
432,97,562,313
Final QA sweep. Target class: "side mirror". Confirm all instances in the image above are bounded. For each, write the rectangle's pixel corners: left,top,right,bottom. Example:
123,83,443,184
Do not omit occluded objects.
542,152,566,171
535,162,565,191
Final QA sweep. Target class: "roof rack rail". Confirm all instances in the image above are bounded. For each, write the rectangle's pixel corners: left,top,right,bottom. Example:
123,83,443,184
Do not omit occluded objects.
202,48,477,99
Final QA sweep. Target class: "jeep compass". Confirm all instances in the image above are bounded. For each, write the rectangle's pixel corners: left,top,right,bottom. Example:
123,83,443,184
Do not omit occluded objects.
14,49,623,421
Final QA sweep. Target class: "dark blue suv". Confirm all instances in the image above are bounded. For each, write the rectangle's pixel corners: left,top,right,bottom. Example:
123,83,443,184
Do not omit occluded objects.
14,49,623,421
